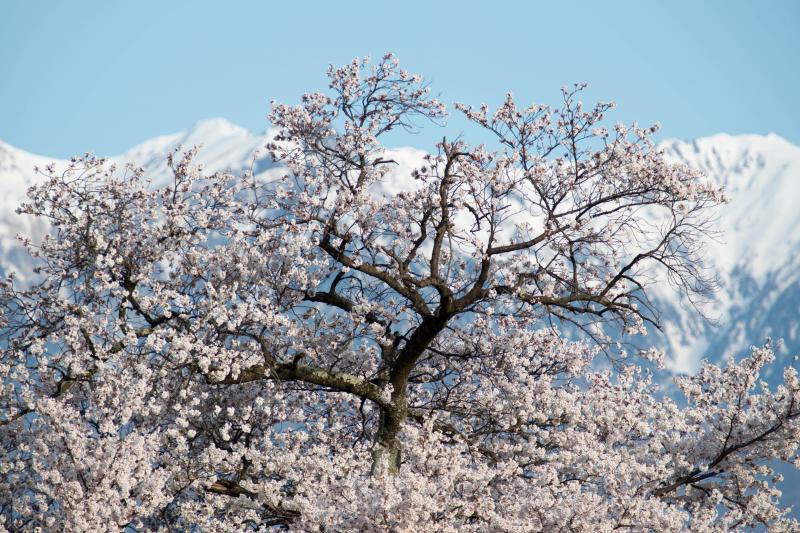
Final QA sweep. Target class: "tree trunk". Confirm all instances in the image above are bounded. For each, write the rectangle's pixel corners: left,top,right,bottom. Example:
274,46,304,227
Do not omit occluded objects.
370,313,451,475
371,393,406,475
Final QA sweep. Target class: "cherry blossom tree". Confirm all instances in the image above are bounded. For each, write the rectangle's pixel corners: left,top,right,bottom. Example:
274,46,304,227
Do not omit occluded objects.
1,54,798,531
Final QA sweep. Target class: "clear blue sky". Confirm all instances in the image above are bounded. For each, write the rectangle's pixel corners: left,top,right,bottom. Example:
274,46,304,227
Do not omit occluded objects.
2,0,798,158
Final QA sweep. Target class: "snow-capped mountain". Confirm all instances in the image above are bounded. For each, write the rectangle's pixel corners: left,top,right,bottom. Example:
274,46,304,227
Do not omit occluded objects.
656,134,800,375
0,118,278,281
1,120,798,375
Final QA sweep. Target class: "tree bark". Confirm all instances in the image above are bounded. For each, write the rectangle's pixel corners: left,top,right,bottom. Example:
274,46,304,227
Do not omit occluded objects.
370,313,451,475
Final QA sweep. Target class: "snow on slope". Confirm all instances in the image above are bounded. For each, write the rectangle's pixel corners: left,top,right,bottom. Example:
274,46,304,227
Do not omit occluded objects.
0,139,55,277
120,117,278,183
664,133,800,279
1,122,799,375
656,133,800,374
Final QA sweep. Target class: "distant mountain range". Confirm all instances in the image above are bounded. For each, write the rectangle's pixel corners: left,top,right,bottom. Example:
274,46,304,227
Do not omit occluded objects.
2,119,799,376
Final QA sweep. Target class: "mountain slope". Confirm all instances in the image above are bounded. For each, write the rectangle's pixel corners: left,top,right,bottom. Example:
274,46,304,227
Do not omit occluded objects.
655,133,800,374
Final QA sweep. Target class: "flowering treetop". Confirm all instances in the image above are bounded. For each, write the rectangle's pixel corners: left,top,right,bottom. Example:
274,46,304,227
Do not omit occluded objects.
0,54,797,531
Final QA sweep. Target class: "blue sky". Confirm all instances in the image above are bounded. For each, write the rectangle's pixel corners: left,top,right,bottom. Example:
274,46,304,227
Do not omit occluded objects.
2,0,799,158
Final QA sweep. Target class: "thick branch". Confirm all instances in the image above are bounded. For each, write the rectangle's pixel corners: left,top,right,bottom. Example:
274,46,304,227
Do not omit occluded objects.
206,361,389,408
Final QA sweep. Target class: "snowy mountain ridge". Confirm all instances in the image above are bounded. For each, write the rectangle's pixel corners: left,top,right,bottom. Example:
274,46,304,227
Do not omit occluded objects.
655,133,800,373
1,119,799,374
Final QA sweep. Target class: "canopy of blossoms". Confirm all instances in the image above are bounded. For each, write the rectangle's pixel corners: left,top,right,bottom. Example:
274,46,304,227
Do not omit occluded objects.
1,54,797,532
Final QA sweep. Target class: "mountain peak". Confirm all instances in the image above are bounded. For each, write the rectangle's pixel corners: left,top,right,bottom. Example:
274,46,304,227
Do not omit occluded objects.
186,117,250,139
